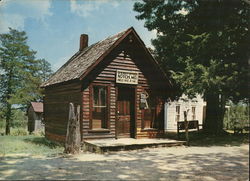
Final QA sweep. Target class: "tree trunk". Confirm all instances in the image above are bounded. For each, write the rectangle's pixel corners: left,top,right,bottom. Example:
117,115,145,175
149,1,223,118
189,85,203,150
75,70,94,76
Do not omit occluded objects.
203,92,225,134
64,103,81,154
5,102,12,135
5,70,13,135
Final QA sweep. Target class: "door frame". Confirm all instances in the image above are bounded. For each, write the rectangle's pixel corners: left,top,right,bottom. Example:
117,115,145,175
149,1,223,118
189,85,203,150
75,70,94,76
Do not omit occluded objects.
115,85,137,139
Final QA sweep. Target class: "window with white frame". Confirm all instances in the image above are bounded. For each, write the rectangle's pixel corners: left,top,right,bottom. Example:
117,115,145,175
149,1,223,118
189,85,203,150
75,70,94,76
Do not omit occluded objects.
191,106,196,120
175,105,180,122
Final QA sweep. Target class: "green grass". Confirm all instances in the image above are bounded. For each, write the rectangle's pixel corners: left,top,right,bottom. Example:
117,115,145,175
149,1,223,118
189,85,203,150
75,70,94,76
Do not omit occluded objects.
0,131,248,158
175,131,249,146
0,135,64,156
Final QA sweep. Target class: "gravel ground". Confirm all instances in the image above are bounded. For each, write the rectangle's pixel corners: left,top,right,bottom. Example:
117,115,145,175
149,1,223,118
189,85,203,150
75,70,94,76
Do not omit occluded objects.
0,144,249,180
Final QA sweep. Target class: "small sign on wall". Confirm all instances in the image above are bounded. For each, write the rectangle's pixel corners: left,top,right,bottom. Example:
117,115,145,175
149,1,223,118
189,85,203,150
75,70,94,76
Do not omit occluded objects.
116,70,139,85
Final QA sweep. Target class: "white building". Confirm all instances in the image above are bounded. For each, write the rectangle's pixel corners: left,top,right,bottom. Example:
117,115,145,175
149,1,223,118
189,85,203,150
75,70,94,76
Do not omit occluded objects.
164,94,206,131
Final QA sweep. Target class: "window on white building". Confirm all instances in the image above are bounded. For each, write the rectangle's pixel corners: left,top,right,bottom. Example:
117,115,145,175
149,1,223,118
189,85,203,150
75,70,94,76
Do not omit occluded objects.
175,105,180,122
192,106,196,120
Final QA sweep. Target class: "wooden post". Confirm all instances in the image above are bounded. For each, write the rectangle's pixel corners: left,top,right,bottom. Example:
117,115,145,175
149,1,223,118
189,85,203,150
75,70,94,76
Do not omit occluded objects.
177,122,180,139
184,110,189,146
64,103,81,154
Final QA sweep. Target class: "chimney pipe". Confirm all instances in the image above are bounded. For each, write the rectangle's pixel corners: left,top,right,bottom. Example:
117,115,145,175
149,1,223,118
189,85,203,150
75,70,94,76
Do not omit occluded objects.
79,34,88,51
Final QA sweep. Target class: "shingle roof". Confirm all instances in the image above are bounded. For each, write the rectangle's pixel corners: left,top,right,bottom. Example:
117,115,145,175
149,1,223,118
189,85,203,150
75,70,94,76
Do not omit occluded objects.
31,102,43,113
41,28,130,87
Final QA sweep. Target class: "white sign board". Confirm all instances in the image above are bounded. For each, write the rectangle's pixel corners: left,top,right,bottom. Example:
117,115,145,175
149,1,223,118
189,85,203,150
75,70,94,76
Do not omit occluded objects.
116,70,139,85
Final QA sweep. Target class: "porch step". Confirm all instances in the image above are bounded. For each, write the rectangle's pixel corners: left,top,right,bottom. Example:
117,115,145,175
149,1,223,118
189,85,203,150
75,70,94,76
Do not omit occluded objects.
83,138,186,153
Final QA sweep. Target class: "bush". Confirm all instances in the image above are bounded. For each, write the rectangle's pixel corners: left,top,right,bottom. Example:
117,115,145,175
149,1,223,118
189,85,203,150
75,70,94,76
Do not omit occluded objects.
11,109,28,128
0,109,28,134
0,119,5,129
224,102,249,130
31,129,45,136
10,128,28,136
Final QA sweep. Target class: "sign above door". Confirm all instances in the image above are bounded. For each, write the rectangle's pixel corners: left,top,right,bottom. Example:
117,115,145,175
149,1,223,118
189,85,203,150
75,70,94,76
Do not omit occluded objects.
116,70,139,85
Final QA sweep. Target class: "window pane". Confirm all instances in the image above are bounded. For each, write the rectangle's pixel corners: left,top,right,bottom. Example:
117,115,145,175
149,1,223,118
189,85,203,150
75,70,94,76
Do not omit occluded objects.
100,87,106,106
93,87,99,106
176,106,180,114
93,86,107,107
192,107,196,120
92,86,107,129
175,105,180,122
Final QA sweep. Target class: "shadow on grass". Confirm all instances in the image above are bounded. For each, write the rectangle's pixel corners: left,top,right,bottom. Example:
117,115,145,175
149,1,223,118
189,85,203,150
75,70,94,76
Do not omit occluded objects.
24,137,63,149
165,131,249,147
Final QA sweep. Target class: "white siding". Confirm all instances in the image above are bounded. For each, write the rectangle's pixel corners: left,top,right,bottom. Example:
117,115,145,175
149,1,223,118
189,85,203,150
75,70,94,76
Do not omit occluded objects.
164,94,206,131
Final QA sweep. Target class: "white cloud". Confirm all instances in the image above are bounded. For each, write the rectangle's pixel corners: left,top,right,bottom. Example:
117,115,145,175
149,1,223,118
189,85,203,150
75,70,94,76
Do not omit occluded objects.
0,14,25,33
70,0,98,17
11,0,52,21
0,0,52,33
70,0,119,18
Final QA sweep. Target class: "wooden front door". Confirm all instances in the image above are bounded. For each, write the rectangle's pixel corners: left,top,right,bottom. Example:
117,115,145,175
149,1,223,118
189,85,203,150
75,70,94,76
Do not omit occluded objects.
117,86,135,138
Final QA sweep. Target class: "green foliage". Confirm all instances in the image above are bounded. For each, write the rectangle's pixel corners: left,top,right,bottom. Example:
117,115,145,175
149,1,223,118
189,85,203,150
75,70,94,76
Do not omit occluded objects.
38,58,53,82
224,102,249,130
134,0,249,100
134,0,250,133
0,28,53,134
11,109,27,128
0,109,5,129
0,109,27,135
10,127,29,136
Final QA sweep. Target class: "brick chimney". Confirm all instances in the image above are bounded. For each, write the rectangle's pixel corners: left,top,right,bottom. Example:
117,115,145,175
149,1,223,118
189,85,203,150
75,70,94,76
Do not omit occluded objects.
79,34,88,51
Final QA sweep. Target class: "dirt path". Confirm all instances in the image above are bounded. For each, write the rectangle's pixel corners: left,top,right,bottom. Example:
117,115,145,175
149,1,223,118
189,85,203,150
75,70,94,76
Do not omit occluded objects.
0,144,249,180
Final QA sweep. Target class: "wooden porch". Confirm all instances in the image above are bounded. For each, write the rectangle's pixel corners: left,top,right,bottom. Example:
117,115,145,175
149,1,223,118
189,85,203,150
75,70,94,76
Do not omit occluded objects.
83,138,186,153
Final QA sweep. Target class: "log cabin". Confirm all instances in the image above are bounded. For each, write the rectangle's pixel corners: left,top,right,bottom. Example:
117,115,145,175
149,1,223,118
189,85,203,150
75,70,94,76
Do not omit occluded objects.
41,27,173,143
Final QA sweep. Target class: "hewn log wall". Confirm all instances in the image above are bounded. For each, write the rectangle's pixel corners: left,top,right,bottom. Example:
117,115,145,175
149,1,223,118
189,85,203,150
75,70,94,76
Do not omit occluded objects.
44,81,82,143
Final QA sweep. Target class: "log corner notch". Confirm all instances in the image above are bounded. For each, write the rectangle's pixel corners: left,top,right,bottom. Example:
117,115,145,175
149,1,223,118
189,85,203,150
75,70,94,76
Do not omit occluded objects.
64,103,81,154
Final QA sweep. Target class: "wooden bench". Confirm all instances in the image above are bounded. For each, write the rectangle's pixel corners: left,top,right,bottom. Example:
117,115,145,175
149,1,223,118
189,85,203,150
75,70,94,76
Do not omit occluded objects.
177,120,200,138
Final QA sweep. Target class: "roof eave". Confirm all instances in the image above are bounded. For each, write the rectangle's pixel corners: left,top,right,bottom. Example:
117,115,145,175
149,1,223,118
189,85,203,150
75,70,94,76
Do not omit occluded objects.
40,78,80,89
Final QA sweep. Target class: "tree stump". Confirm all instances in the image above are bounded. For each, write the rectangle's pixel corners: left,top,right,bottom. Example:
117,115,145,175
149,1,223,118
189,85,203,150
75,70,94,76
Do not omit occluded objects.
64,103,81,154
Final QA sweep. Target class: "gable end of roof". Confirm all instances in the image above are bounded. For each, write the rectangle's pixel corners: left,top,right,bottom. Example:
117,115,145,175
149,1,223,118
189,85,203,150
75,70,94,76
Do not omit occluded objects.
41,27,172,88
41,27,133,88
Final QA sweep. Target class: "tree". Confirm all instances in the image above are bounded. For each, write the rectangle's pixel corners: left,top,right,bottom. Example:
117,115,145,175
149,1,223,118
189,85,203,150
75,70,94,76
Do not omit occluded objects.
0,28,52,134
134,0,250,134
38,58,53,83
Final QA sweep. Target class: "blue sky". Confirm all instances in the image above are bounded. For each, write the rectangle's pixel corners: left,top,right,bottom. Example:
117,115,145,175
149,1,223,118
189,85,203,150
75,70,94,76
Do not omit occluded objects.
0,0,157,70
